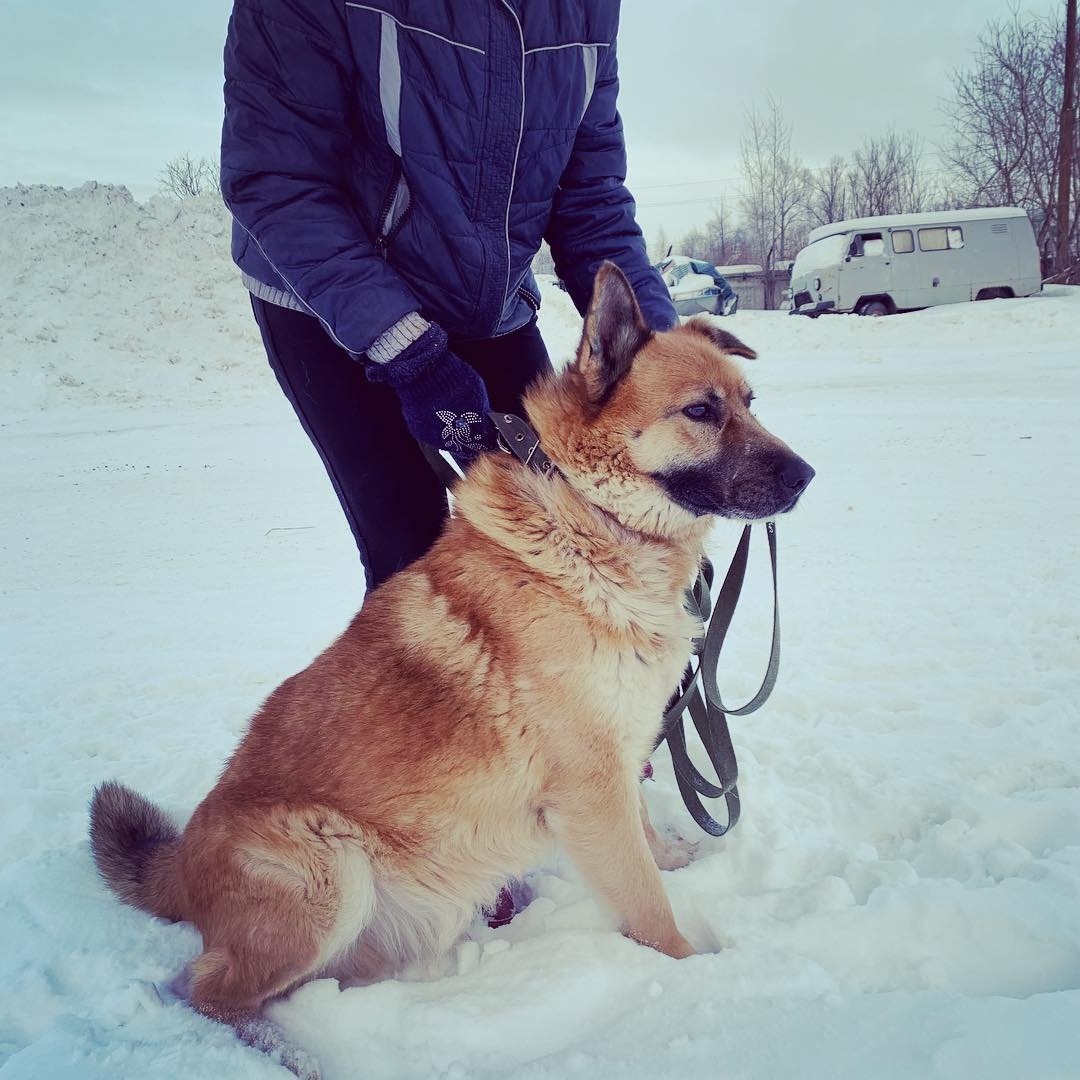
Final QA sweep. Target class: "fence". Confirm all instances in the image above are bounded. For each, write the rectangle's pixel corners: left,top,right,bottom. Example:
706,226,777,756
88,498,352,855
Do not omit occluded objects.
716,266,792,311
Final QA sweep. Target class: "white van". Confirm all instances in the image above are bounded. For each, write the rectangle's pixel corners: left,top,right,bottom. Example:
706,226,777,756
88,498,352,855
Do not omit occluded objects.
789,207,1042,316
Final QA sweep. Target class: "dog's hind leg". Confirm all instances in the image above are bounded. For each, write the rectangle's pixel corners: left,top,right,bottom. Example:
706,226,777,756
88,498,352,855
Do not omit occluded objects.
188,932,326,1079
181,805,377,1076
546,760,694,959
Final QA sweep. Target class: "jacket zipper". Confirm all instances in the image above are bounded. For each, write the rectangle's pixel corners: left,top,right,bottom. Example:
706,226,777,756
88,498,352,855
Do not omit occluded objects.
375,166,411,258
384,182,411,251
517,284,540,311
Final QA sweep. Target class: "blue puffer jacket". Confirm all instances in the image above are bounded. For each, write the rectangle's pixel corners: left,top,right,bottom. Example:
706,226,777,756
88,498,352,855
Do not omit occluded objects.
221,0,675,355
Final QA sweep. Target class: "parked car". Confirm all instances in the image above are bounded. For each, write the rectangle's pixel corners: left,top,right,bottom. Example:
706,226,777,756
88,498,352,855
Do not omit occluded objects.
788,207,1042,317
654,255,739,316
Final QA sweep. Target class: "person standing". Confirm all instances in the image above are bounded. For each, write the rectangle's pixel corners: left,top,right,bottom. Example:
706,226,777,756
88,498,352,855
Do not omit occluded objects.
221,1,675,590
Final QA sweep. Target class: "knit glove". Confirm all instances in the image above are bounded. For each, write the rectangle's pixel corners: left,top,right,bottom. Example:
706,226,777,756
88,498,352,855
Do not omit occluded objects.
366,322,498,459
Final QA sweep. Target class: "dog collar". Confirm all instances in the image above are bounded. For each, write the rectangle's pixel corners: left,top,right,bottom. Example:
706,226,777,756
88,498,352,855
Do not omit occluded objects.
488,412,557,476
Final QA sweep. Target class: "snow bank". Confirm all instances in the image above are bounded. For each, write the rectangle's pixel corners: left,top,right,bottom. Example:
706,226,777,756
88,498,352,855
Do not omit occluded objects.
2,186,1080,1079
0,183,273,413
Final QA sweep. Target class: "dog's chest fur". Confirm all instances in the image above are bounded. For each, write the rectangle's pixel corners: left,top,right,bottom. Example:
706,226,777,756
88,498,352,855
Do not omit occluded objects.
450,461,703,760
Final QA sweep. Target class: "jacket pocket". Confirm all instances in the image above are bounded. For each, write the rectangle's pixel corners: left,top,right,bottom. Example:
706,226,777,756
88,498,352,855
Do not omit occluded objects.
375,168,412,257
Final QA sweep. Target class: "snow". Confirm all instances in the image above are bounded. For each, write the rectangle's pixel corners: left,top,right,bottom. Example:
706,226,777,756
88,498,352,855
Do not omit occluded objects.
3,183,1080,1079
669,271,717,299
792,233,851,277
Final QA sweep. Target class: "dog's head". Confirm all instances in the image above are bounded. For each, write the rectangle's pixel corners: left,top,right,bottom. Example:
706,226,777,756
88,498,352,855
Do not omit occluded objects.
527,262,814,537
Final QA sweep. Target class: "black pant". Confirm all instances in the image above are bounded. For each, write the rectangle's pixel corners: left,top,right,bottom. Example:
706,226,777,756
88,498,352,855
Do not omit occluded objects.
251,297,553,589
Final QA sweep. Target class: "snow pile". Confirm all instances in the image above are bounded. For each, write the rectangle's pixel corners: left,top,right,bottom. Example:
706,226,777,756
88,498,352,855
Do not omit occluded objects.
2,186,1080,1079
1,183,273,414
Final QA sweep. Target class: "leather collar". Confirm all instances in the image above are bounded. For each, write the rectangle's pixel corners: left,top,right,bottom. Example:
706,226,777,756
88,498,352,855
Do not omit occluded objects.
488,411,558,476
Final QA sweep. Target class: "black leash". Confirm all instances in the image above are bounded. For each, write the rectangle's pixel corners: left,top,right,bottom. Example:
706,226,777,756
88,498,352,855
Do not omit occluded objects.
430,413,782,837
658,522,780,836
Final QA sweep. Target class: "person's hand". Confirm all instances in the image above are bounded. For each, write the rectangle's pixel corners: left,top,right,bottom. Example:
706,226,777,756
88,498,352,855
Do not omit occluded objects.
367,323,498,459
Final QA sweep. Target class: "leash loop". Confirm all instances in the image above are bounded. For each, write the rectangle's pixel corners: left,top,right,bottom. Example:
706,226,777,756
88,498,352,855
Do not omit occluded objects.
659,521,781,836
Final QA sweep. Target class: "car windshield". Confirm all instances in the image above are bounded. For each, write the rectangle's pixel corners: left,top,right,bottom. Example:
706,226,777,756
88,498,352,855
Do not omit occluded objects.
793,234,849,276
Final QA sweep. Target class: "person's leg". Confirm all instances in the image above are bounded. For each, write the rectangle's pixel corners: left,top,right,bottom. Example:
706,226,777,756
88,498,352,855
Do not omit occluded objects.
250,297,449,590
451,317,554,416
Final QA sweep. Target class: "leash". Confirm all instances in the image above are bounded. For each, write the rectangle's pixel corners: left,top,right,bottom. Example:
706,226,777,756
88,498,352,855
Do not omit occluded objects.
658,522,780,836
431,413,781,837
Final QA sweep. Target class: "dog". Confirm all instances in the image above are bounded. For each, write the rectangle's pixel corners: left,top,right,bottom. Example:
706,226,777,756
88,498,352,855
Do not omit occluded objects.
90,262,813,1073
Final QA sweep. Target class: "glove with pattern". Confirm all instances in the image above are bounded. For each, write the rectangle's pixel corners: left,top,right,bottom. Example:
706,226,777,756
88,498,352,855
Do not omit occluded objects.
367,322,498,459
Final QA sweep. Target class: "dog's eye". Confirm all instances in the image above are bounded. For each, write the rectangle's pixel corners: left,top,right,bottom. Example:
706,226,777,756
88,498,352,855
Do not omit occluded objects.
682,403,713,422
743,392,755,408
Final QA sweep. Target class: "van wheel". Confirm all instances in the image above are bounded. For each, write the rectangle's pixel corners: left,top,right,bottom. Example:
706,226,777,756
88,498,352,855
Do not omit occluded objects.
857,299,889,317
976,287,1014,300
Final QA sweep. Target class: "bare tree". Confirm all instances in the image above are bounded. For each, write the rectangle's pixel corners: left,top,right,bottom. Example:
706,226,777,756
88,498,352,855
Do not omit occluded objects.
1056,0,1077,279
649,227,671,262
846,131,934,217
739,96,811,281
942,8,1077,271
701,202,749,265
675,202,750,267
807,155,849,227
677,224,709,259
159,153,221,199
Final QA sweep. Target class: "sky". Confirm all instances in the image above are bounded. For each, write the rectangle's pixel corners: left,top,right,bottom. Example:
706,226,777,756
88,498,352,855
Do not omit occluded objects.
1,0,1064,242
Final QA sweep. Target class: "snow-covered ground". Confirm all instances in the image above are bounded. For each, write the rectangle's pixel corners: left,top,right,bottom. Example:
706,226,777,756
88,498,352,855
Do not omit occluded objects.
2,184,1079,1079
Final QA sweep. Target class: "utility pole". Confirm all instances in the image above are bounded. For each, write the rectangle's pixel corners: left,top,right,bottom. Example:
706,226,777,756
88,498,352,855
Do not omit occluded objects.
1056,0,1077,278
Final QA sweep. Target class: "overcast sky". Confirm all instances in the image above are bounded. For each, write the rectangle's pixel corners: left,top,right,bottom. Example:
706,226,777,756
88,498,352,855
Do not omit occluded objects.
1,0,1063,240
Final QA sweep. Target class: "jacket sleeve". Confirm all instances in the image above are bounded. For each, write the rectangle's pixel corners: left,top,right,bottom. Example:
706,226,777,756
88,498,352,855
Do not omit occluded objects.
220,0,420,354
545,41,677,331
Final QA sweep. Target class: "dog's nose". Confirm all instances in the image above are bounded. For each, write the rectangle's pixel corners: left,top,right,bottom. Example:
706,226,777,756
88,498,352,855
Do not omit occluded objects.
780,456,815,495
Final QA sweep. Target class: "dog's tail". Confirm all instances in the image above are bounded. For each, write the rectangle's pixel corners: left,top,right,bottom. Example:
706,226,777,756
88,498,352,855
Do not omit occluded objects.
89,781,186,922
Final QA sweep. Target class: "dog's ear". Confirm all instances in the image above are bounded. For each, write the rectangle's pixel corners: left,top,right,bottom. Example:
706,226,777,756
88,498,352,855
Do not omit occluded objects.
687,318,758,360
580,262,652,403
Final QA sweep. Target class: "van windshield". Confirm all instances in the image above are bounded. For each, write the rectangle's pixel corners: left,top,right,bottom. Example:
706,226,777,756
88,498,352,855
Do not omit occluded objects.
793,234,849,276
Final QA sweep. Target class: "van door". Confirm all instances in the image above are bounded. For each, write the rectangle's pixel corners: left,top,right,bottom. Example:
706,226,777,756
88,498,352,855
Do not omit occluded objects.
887,228,922,309
913,225,970,305
969,219,1021,296
839,231,890,310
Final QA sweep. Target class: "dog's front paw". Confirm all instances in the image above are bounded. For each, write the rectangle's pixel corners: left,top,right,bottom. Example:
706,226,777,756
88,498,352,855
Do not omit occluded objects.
649,831,698,871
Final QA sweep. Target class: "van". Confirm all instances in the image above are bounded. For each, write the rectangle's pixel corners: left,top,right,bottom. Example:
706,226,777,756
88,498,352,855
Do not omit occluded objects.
789,207,1042,316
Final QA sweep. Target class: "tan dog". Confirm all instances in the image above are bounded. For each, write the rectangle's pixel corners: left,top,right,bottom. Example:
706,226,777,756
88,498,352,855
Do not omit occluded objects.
90,263,812,1069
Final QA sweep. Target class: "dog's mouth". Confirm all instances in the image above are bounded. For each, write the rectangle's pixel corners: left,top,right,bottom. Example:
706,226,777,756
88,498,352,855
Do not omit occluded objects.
655,453,815,521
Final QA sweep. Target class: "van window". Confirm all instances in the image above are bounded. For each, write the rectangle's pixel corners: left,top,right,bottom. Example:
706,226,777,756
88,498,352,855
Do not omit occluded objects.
792,234,849,275
850,232,884,257
919,228,948,251
892,230,914,254
919,226,965,252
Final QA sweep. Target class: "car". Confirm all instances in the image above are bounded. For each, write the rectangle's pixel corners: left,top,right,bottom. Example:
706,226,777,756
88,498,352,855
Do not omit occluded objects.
654,255,739,317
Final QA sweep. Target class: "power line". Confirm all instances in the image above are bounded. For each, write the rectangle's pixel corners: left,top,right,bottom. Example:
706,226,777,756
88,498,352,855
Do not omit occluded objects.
631,176,741,191
636,194,736,209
